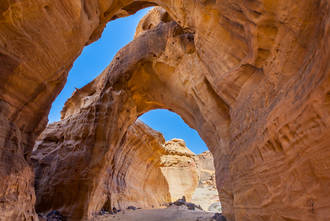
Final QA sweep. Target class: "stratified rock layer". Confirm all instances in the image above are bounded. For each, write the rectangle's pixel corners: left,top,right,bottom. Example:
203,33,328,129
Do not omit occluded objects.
0,1,329,221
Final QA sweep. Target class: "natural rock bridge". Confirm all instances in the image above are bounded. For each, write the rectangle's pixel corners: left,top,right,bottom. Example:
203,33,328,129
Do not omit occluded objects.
0,1,329,221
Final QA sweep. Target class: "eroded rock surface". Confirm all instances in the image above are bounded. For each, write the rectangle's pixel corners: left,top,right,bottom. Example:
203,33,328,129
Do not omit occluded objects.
33,118,202,219
160,139,199,202
0,1,329,221
32,120,171,218
192,151,221,212
30,10,215,219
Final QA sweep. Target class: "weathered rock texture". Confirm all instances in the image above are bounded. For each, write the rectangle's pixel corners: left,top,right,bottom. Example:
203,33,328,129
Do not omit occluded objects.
103,121,170,210
192,151,221,212
33,118,201,219
32,120,171,217
33,114,217,218
160,139,199,202
194,151,216,188
0,1,329,221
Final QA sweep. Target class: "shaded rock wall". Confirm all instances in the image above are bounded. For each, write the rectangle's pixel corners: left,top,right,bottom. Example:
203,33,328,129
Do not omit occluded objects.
32,120,171,217
104,120,170,210
33,118,201,218
0,1,329,221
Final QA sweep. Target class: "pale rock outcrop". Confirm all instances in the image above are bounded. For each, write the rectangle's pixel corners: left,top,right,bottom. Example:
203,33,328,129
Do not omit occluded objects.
192,151,221,212
160,139,199,202
0,1,329,221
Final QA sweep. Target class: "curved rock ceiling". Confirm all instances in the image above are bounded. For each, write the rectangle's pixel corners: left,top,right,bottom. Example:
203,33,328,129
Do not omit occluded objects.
0,1,329,221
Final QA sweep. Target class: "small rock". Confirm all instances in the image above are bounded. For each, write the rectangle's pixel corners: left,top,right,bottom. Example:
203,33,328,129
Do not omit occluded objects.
186,202,195,210
99,209,109,215
173,196,187,206
212,213,227,221
46,210,66,221
127,206,137,210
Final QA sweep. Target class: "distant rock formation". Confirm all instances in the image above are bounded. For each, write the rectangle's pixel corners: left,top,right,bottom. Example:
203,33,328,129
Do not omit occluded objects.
160,139,199,202
193,151,221,212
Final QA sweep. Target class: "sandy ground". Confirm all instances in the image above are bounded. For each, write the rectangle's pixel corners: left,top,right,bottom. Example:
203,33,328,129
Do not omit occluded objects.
93,206,218,221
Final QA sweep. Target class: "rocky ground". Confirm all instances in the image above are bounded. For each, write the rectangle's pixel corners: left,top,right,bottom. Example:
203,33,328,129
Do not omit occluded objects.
93,201,226,221
94,208,223,221
192,151,221,213
42,198,226,221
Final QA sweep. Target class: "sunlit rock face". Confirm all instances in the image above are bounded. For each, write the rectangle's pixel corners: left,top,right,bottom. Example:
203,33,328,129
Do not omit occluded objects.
160,139,199,202
0,0,329,221
192,151,221,212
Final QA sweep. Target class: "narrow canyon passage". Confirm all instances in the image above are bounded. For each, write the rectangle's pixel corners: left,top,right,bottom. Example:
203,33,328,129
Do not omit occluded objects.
0,1,329,221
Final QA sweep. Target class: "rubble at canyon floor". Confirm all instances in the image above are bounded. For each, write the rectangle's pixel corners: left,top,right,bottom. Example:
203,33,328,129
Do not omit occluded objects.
95,208,224,221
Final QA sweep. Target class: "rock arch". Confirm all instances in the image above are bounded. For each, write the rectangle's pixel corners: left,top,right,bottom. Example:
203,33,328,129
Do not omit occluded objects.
33,11,231,219
0,1,329,221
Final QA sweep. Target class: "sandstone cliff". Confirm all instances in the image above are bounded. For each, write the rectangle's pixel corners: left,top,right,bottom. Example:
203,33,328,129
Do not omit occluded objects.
32,118,201,219
32,120,171,218
193,151,221,212
0,1,329,221
160,139,199,202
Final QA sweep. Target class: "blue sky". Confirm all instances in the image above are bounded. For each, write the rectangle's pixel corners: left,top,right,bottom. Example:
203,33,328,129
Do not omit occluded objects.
48,8,208,154
139,110,208,154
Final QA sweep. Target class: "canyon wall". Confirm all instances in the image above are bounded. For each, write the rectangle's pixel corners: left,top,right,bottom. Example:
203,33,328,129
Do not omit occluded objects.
103,120,170,210
0,1,329,221
32,120,171,217
192,151,221,212
160,139,199,202
33,119,200,218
